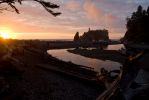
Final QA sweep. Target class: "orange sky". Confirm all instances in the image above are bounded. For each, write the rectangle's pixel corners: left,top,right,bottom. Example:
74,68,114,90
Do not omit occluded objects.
0,0,148,39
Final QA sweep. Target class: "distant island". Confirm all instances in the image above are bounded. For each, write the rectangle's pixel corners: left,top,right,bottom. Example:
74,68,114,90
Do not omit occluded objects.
74,28,109,42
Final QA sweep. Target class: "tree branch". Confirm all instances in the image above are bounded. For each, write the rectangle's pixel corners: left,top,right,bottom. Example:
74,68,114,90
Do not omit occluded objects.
0,0,61,16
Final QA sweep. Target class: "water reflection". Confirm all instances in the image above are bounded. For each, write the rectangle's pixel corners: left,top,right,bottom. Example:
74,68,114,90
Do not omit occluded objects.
83,44,124,51
106,44,124,50
47,44,123,72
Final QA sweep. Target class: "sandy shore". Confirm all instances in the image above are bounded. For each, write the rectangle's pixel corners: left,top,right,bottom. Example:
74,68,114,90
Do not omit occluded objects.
0,47,103,100
0,40,126,100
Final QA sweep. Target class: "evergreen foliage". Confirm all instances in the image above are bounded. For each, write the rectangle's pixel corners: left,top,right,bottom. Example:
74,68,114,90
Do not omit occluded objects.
0,0,61,16
124,5,149,43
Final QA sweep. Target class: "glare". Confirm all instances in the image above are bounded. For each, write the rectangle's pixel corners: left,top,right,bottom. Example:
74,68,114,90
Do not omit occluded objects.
0,32,10,39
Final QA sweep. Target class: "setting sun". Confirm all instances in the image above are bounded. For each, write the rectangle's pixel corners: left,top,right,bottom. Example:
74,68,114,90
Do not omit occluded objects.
0,32,10,39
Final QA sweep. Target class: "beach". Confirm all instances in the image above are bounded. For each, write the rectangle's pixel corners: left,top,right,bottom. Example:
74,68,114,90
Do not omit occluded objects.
0,40,106,100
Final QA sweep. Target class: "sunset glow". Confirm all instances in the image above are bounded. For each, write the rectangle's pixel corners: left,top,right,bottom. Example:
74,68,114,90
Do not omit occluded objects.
0,0,148,39
0,32,10,39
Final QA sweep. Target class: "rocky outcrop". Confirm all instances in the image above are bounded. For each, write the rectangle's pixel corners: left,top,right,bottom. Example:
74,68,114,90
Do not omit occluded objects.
80,28,109,42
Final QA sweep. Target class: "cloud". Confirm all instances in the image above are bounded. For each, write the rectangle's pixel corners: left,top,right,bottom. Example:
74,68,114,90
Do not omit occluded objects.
65,0,81,11
1,0,149,39
83,0,103,22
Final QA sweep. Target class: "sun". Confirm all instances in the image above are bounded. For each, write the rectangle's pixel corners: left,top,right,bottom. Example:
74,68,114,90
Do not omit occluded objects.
0,32,10,39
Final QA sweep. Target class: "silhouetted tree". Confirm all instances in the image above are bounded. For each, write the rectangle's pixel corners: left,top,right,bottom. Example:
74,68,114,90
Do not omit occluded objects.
0,0,61,16
124,5,149,43
136,5,143,16
74,32,80,42
147,6,149,15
